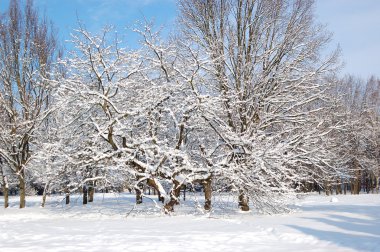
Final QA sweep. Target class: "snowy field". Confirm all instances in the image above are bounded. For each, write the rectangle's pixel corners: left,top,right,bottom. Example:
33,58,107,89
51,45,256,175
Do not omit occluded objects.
1,193,380,252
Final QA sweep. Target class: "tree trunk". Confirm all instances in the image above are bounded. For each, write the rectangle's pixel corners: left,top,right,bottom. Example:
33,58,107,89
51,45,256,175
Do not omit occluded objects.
164,194,177,212
3,186,9,208
343,181,347,195
157,190,164,203
135,187,143,204
146,178,165,203
353,170,361,195
336,179,342,194
183,186,186,201
370,173,375,194
238,190,249,211
18,174,26,208
64,187,70,205
204,178,212,211
89,181,95,203
0,164,9,208
2,176,9,209
88,186,94,202
324,181,332,196
65,193,70,205
365,176,370,193
83,185,88,205
352,161,361,195
41,182,50,207
353,179,360,194
350,180,354,194
164,181,182,212
174,181,182,205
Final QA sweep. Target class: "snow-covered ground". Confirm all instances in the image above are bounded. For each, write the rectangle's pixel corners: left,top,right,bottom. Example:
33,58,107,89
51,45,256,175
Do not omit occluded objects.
1,193,380,252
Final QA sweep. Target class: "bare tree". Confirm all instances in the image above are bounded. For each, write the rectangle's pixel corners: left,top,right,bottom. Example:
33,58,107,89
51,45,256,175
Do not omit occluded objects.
0,0,59,208
331,76,380,194
178,0,340,212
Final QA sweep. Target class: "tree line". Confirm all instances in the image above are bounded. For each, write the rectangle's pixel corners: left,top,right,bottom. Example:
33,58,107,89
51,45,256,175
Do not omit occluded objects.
0,0,379,214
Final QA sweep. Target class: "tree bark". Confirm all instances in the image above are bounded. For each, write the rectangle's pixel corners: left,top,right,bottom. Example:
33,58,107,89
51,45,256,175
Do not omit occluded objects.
336,179,342,194
164,194,177,212
370,173,375,194
183,186,186,201
88,181,95,202
204,178,212,211
343,181,347,195
89,187,94,202
41,182,50,207
238,190,249,211
63,187,70,205
352,179,360,194
164,181,182,212
0,162,9,208
174,181,182,205
135,187,143,204
157,190,164,203
352,160,361,195
3,185,9,208
2,176,9,209
65,193,70,205
353,170,361,195
146,178,165,203
324,181,331,196
83,185,88,205
18,173,26,208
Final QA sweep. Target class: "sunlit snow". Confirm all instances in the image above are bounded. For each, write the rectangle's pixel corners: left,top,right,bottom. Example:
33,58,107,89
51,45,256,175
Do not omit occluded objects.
1,193,379,252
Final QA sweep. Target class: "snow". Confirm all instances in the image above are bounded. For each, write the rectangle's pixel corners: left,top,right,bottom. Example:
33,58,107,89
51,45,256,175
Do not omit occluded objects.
1,193,380,252
330,196,339,202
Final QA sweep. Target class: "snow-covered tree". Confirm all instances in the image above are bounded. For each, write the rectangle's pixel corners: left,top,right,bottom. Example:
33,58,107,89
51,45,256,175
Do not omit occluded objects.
330,76,380,194
178,0,341,212
0,0,60,208
34,23,208,212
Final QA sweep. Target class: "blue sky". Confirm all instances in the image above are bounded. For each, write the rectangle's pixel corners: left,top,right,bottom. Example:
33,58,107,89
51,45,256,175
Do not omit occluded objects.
0,0,379,78
316,0,380,78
